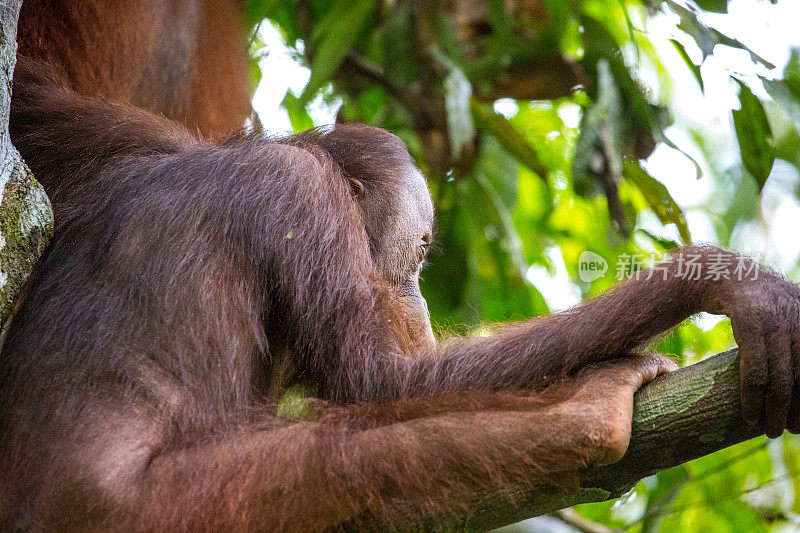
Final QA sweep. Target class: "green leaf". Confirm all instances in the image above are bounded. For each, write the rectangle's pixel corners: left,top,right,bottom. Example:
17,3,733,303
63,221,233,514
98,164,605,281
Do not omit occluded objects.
276,384,312,419
248,52,264,94
432,48,475,160
381,3,418,86
470,99,548,180
670,39,704,92
281,93,315,132
763,50,800,133
475,170,529,280
785,49,800,96
572,60,623,199
243,0,281,28
694,0,728,13
486,0,511,47
460,175,546,321
581,17,699,177
769,100,800,172
419,192,471,324
580,16,680,161
641,466,691,533
732,80,776,189
299,0,377,104
624,161,691,243
762,78,800,133
618,0,640,60
667,1,774,69
636,228,681,252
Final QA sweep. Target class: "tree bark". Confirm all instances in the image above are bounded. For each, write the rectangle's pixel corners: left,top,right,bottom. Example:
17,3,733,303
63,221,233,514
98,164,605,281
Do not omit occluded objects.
366,348,760,531
0,0,53,337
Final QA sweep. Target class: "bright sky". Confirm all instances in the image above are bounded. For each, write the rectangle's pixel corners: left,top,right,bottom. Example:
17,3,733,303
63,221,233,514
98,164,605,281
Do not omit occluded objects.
250,0,800,311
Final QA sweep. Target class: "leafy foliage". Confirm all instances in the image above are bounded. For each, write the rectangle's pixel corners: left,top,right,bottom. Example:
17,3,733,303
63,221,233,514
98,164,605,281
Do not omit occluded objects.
246,0,800,530
733,80,776,188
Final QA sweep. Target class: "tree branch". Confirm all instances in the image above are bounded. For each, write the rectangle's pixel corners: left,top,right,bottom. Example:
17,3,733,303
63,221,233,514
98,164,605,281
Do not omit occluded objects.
362,348,761,531
456,348,758,530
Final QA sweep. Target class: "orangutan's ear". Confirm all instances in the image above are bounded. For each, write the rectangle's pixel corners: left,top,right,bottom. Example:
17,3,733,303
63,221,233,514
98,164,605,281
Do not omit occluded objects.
348,177,364,197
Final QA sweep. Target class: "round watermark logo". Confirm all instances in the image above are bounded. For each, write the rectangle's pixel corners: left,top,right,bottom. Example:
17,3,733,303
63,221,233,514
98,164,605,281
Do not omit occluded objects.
578,251,608,282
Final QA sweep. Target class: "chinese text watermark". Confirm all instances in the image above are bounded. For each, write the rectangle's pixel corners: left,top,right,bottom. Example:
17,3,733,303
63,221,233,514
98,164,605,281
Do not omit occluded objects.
578,251,761,283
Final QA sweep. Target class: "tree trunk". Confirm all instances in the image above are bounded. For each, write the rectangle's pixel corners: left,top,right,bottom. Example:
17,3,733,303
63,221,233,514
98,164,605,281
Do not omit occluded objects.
0,0,53,338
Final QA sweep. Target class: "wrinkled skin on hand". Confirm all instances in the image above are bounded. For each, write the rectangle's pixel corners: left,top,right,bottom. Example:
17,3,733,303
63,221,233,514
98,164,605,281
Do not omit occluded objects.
561,353,678,465
702,268,800,437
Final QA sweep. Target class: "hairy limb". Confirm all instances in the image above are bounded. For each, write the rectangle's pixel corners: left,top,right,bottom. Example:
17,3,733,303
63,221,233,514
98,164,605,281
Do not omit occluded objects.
409,246,800,436
15,356,672,531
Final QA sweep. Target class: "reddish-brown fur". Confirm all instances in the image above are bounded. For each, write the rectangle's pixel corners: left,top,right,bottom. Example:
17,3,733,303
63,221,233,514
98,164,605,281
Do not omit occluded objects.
17,0,251,139
2,2,800,530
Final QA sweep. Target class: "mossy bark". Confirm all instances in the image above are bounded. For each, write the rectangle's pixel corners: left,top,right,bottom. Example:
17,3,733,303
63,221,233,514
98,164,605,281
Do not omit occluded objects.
0,0,53,335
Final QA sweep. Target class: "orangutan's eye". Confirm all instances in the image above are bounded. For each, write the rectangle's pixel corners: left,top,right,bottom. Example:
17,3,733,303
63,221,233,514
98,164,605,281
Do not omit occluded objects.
417,235,431,263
